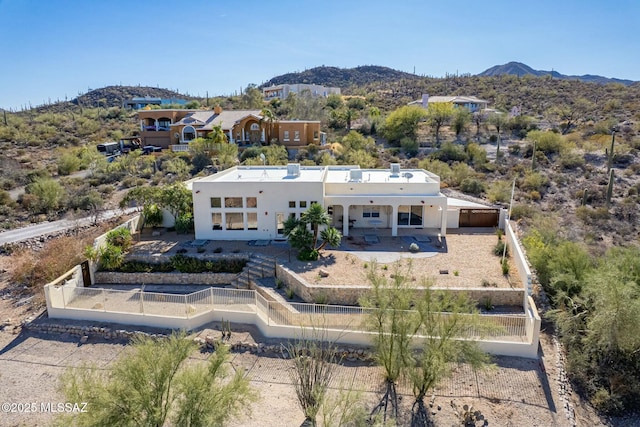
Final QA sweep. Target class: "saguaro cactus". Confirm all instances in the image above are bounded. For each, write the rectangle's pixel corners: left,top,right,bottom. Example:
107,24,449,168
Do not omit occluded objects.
531,140,537,170
606,169,614,208
607,131,616,172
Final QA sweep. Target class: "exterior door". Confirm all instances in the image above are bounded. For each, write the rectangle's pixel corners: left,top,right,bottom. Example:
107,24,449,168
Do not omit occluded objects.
276,213,285,238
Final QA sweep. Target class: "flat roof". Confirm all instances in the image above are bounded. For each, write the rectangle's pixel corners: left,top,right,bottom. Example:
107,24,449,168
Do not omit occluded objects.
324,168,438,184
195,165,326,183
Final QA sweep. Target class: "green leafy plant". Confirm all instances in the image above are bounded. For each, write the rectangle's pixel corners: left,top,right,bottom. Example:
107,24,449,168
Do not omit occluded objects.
501,258,510,276
285,287,295,300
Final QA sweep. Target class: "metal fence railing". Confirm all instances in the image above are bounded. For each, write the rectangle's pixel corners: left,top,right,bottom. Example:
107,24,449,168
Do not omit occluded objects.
51,285,530,342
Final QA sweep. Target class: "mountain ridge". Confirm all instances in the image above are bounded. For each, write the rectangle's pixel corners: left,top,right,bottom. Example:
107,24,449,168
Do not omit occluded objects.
260,65,420,89
478,61,635,85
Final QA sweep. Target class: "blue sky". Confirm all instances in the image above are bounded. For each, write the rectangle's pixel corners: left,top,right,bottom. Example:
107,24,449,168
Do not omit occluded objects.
0,0,638,110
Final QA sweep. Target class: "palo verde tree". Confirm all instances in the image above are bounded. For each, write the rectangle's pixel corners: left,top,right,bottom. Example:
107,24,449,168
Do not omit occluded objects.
58,332,255,427
426,102,455,146
284,203,342,261
361,261,490,425
383,105,427,145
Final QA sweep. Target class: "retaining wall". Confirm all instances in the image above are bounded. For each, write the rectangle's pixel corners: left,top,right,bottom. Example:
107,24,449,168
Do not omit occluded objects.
276,264,525,306
505,221,532,297
94,272,237,286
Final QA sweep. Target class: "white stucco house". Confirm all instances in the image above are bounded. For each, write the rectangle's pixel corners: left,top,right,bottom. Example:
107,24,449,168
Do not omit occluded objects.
191,164,450,241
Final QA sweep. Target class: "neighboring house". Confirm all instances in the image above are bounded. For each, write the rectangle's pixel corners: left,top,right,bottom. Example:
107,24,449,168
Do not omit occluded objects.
408,94,489,112
136,107,323,150
123,97,187,110
263,83,341,100
191,163,448,241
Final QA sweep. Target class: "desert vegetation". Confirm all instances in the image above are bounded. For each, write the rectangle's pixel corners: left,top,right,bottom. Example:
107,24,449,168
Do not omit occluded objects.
2,69,640,417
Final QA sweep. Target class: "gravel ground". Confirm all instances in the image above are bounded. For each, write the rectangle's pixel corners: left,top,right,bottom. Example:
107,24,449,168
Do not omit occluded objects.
0,319,609,427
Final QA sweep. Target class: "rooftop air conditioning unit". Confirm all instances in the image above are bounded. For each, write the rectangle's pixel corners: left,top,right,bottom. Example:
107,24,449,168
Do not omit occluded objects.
390,163,401,175
349,169,363,182
287,163,301,177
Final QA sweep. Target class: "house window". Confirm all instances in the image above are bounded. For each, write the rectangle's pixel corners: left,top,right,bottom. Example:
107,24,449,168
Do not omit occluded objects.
398,205,423,226
247,213,258,230
363,206,380,218
313,131,318,140
225,197,243,208
226,213,244,230
158,118,171,131
250,123,260,131
284,131,290,141
210,197,222,208
246,197,257,208
300,201,307,208
294,131,300,141
212,213,222,230
183,126,196,142
289,201,296,208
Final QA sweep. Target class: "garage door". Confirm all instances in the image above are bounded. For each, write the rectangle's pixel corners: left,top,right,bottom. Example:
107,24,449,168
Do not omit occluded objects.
459,209,499,227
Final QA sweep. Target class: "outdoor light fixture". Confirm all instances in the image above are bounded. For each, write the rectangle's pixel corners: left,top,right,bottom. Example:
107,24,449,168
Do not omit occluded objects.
370,200,373,204
259,190,263,194
420,200,424,204
195,190,201,194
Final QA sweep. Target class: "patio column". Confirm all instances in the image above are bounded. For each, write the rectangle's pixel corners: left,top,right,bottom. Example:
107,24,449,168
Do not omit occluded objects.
261,128,265,142
391,205,398,237
342,204,350,237
440,202,447,236
154,119,159,131
241,128,245,142
228,130,234,143
140,120,144,131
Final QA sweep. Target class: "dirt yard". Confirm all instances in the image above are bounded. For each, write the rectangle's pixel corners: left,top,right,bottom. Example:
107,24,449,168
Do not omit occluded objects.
288,232,522,289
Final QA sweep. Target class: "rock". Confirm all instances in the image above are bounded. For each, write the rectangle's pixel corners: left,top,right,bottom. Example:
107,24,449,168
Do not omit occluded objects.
80,335,89,344
152,230,161,237
318,269,330,277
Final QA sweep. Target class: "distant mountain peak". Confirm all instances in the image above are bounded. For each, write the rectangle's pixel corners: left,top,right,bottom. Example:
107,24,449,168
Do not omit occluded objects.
261,65,419,89
478,62,634,85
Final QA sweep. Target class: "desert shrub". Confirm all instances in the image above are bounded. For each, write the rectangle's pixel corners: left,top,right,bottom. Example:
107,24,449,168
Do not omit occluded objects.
460,177,486,195
169,254,246,274
142,203,163,227
466,142,487,167
106,227,133,252
448,162,475,187
431,142,468,163
175,213,194,234
400,137,419,157
57,152,81,176
0,189,13,206
487,181,511,203
26,177,65,213
520,171,549,193
97,244,125,270
493,241,508,257
11,233,95,290
501,259,510,275
68,190,104,211
558,151,585,170
298,248,319,261
418,159,452,182
527,130,566,154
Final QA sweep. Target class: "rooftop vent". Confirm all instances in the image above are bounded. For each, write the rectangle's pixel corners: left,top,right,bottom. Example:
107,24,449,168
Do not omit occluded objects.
286,163,301,177
349,169,363,182
390,163,401,176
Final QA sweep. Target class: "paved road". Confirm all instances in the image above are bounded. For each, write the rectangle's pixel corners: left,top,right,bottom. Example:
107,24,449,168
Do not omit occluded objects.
0,207,138,246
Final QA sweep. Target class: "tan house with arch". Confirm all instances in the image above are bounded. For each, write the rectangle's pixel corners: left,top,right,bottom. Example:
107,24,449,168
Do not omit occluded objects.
136,107,324,150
